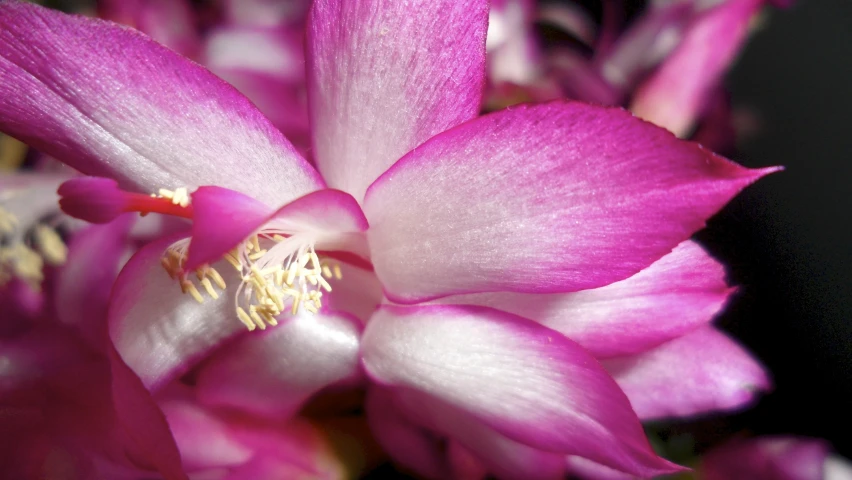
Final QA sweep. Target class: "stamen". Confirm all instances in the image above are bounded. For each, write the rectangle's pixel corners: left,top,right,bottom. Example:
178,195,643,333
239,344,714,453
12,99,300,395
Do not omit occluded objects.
0,206,18,235
160,229,343,331
33,225,67,265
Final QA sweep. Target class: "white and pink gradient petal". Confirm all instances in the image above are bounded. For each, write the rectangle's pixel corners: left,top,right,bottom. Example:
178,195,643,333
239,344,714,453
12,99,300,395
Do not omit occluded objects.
0,2,323,205
604,326,772,421
194,310,361,419
307,0,488,201
365,101,777,303
109,235,246,391
433,240,733,358
361,304,683,477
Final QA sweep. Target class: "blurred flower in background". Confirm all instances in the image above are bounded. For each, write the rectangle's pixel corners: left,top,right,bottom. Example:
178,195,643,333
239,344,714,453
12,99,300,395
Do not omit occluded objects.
0,0,832,479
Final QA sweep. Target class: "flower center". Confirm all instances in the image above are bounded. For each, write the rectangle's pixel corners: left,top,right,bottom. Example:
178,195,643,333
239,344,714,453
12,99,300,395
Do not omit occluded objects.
154,189,342,331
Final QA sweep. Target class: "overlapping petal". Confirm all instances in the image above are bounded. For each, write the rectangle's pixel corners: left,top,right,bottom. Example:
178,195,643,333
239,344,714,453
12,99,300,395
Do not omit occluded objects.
604,326,771,420
109,235,245,390
702,436,830,480
0,1,322,204
361,304,682,477
185,187,368,270
307,0,488,200
434,240,733,357
195,310,361,418
366,101,777,302
391,389,568,480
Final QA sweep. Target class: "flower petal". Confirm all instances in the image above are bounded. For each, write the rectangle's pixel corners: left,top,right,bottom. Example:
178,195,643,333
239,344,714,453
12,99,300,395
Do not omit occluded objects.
362,304,682,477
56,215,135,349
195,310,361,418
604,326,771,421
631,0,762,137
159,397,253,471
109,235,245,391
0,2,322,204
307,0,488,200
390,388,568,480
434,240,733,358
185,187,368,270
365,101,777,303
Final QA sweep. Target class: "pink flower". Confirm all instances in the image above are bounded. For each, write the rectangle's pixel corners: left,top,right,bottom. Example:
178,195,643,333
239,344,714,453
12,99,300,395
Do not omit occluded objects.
484,0,780,144
0,0,777,477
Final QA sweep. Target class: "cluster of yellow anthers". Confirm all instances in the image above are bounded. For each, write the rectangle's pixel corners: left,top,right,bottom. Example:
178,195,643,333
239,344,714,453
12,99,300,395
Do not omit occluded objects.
0,205,67,289
161,235,342,332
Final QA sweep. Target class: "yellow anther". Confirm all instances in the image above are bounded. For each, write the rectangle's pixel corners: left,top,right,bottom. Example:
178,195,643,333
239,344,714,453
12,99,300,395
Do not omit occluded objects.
322,265,332,278
303,301,318,314
286,261,298,286
158,188,190,208
249,308,267,330
291,293,301,315
0,207,18,235
317,276,332,292
272,234,286,242
200,277,219,299
224,252,241,270
307,274,318,286
181,280,204,303
248,249,268,261
333,264,342,280
251,235,261,252
236,307,256,331
207,268,226,289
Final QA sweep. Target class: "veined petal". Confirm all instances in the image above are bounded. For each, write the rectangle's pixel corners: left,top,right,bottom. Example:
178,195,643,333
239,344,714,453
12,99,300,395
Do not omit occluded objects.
0,2,323,204
365,101,777,303
186,187,368,270
604,326,771,421
631,0,762,137
307,0,488,201
434,241,733,358
362,304,683,477
195,310,361,418
109,235,245,391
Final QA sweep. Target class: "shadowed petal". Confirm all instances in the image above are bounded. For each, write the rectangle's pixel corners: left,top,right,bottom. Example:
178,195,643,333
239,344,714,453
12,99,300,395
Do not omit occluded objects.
702,436,830,480
365,388,451,480
604,326,771,421
307,0,488,200
391,389,568,480
0,2,323,204
362,304,683,477
434,241,733,358
365,101,777,303
195,310,361,418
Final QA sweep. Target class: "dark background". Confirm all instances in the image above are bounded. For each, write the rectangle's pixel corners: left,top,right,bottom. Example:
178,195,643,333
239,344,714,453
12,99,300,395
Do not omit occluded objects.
703,0,852,458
